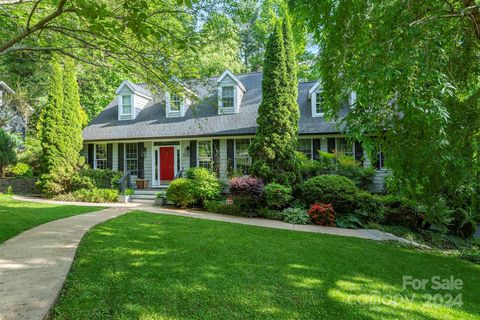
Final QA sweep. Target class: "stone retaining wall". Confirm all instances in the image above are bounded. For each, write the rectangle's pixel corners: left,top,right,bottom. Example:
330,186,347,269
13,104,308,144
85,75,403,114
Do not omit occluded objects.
0,178,38,194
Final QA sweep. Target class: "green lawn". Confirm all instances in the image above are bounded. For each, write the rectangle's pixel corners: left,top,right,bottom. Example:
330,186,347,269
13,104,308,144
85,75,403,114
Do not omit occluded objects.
0,195,103,244
52,211,480,320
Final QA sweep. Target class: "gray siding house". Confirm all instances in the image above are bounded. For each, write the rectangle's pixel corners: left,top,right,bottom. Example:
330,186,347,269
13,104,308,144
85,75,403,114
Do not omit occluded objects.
82,70,387,190
0,81,30,137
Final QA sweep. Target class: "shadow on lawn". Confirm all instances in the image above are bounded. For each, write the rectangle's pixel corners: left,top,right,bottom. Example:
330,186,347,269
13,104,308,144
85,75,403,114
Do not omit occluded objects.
52,211,480,320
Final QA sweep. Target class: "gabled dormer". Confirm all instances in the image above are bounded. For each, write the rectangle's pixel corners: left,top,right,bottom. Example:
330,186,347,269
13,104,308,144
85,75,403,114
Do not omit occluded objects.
217,70,246,114
165,92,187,118
115,80,152,121
308,80,323,117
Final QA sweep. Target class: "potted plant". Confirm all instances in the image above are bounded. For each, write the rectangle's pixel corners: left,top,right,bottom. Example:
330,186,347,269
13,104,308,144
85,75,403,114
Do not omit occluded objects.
118,188,134,203
136,179,149,189
154,191,167,206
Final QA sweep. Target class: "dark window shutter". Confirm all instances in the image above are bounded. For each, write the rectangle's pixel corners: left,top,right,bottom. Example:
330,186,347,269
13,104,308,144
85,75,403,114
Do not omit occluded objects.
137,142,144,178
190,140,197,168
354,141,363,162
327,138,336,153
107,143,113,169
312,139,321,160
118,143,124,172
87,144,94,168
213,139,220,176
227,139,235,173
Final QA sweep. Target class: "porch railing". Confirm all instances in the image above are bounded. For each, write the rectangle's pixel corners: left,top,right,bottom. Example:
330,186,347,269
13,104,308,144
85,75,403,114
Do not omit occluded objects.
117,171,131,193
174,169,186,180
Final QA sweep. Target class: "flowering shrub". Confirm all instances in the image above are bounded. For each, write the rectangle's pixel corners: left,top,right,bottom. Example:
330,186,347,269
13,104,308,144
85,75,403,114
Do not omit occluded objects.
308,203,336,226
229,175,264,215
229,175,264,198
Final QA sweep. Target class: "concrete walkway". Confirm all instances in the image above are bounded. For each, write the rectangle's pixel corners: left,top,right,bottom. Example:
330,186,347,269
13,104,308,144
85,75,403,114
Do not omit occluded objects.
0,207,130,320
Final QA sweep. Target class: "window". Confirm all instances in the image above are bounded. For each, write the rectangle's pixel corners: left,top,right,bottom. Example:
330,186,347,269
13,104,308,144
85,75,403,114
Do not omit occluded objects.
298,139,313,159
125,143,138,175
121,95,132,115
378,144,385,169
170,94,182,111
221,86,234,109
95,144,107,169
336,138,354,157
197,140,212,169
235,139,251,174
315,94,323,115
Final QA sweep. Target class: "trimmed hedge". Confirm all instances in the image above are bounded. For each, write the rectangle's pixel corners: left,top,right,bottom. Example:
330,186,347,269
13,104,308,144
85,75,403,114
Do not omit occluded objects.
166,178,196,208
302,175,358,215
264,183,292,209
55,188,118,203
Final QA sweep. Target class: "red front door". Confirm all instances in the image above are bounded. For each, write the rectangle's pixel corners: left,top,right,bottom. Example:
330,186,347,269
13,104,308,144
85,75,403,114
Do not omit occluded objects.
160,147,175,181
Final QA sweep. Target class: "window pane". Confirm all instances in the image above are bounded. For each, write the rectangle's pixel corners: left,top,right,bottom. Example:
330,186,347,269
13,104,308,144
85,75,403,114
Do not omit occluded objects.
222,86,234,109
95,144,107,169
198,140,212,168
336,138,353,157
125,143,138,175
235,139,251,174
122,95,131,114
315,94,323,114
171,94,181,111
297,139,312,159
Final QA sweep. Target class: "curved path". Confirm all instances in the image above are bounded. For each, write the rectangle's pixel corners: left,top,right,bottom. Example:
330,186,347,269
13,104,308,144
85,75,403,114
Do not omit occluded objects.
0,207,130,320
1,197,426,320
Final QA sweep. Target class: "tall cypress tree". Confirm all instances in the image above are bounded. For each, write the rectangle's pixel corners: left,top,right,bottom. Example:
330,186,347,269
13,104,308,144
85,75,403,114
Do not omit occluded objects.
62,58,83,168
282,13,299,136
250,20,299,185
37,57,64,174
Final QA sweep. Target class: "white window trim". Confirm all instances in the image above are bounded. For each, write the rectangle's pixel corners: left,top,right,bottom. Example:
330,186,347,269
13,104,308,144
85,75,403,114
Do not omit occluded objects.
197,139,213,168
119,94,134,119
335,137,355,158
218,85,237,114
311,91,324,118
298,138,314,160
166,92,185,117
94,143,107,169
234,138,252,171
124,143,139,177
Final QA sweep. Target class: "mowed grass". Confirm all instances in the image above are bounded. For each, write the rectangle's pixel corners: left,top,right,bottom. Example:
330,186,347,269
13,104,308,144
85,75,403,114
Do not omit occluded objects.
0,195,103,244
52,211,480,320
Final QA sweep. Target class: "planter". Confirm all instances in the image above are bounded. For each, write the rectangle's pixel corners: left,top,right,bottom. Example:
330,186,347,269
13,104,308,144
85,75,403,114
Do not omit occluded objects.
136,179,149,189
154,197,167,206
118,195,131,203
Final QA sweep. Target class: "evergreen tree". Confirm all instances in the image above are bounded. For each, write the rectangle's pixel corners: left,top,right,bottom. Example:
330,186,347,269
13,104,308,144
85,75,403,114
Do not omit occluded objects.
37,57,64,174
0,129,17,175
249,20,299,185
282,13,300,144
61,58,83,169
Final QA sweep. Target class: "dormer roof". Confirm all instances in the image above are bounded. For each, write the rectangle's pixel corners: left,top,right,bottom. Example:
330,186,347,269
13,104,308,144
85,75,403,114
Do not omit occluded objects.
308,80,322,99
217,70,246,93
115,80,153,100
0,81,15,94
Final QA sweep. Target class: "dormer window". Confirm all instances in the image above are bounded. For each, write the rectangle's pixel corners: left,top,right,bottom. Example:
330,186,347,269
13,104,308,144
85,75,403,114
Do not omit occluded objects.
309,80,324,117
120,95,132,115
217,70,246,114
171,94,182,111
221,86,234,109
166,92,186,117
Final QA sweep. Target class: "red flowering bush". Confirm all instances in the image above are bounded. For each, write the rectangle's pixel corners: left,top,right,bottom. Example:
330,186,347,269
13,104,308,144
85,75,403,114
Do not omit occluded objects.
308,203,336,226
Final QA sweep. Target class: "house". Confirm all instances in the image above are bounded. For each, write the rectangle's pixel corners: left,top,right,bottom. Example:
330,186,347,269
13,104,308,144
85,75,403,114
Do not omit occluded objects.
0,81,30,137
82,70,387,191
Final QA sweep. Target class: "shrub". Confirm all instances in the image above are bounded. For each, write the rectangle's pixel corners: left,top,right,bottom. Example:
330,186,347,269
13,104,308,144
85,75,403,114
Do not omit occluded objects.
336,214,364,229
308,203,336,226
4,163,33,178
258,208,284,220
458,220,477,238
355,191,384,223
204,200,245,216
166,178,196,208
124,188,135,196
229,175,264,214
77,169,123,189
302,175,358,215
282,207,310,224
57,188,119,203
186,167,221,205
264,183,292,209
6,186,13,195
424,196,453,230
382,195,422,230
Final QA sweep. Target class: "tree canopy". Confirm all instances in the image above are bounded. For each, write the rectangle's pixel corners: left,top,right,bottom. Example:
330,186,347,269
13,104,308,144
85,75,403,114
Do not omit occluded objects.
292,0,480,204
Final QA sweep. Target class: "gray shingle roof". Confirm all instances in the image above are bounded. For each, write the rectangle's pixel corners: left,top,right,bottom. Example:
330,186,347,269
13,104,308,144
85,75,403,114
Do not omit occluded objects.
83,72,346,141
